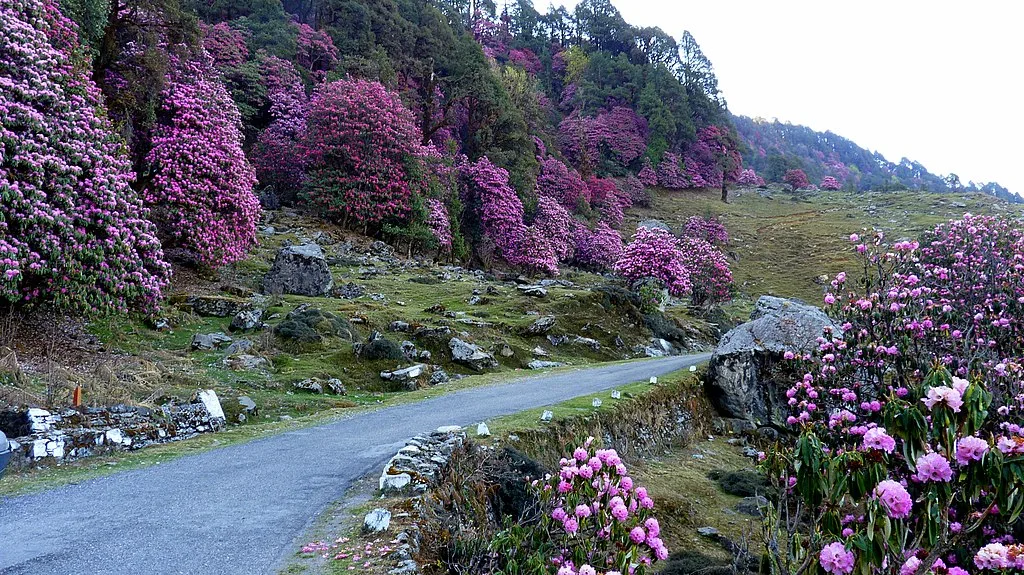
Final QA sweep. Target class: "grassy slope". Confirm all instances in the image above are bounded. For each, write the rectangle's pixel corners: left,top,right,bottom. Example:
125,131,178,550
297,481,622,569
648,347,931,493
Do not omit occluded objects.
627,187,1020,315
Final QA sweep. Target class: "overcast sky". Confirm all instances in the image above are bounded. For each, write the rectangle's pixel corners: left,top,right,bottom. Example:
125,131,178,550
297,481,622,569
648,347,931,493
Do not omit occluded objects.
538,0,1024,195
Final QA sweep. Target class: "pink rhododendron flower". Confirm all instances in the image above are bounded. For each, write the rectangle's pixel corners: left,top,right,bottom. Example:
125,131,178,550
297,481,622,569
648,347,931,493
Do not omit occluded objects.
914,452,954,482
819,542,855,575
873,480,912,518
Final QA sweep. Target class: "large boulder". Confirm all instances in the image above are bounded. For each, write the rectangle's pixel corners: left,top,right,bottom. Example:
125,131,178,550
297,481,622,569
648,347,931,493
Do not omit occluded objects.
262,244,333,297
449,338,498,371
706,296,837,428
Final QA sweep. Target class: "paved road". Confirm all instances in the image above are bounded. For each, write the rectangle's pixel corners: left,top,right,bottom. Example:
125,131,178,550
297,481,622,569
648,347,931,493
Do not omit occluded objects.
0,354,710,575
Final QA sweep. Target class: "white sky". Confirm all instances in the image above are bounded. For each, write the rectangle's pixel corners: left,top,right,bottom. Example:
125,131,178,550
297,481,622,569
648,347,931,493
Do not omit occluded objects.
538,1,1024,195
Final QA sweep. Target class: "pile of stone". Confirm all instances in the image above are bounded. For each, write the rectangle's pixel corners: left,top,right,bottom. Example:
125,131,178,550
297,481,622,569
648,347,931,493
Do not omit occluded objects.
378,426,466,496
0,391,226,470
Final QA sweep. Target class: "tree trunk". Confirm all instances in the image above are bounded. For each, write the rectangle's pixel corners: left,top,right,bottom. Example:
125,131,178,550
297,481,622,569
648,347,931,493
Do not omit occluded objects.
721,183,729,203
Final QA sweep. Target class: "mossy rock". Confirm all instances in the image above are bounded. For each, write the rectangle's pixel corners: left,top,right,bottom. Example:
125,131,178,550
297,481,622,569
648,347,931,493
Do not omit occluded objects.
661,551,734,575
708,469,769,498
274,308,356,344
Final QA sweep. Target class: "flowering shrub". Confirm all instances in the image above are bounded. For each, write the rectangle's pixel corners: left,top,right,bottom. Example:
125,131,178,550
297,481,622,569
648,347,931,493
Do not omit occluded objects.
253,55,307,201
761,215,1024,575
533,196,575,261
677,236,732,306
303,79,426,228
656,153,687,190
682,216,729,246
737,168,765,187
619,175,650,208
614,227,690,297
489,439,668,574
295,23,338,73
637,158,658,187
588,177,630,229
557,108,648,174
683,126,741,190
425,199,453,253
572,223,624,272
507,47,541,75
144,51,261,268
537,157,589,211
783,168,810,189
0,0,169,313
820,176,842,190
200,22,248,70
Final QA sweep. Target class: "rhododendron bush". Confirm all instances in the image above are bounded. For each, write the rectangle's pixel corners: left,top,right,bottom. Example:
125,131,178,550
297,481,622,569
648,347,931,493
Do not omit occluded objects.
677,236,732,306
614,228,691,297
820,175,842,191
783,168,810,190
253,55,308,202
537,157,590,211
303,79,426,229
1,0,170,313
572,223,624,272
682,216,729,246
737,168,765,187
144,50,261,268
761,215,1024,575
487,440,668,574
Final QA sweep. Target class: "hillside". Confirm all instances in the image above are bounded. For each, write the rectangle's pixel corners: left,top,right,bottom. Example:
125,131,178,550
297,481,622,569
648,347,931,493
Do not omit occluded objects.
732,114,1017,201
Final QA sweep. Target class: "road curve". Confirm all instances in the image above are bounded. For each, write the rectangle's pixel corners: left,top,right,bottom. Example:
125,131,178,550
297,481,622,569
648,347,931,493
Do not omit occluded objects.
0,354,710,575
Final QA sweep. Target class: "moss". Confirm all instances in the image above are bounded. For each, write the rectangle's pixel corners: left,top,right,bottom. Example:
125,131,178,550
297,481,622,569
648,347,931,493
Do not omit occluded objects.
709,469,771,498
273,308,355,344
358,337,404,361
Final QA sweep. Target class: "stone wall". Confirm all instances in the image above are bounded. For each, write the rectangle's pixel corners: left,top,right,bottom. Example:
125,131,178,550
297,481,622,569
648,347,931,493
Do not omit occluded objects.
0,390,226,470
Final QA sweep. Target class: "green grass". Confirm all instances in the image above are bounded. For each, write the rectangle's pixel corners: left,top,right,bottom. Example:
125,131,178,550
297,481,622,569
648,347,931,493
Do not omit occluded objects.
627,187,1021,308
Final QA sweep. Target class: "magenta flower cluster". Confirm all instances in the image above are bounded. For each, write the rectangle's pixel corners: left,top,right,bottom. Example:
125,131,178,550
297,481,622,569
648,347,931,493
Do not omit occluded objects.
200,22,249,70
143,50,261,268
614,227,692,297
572,223,625,272
736,168,765,187
820,176,842,191
537,157,589,211
0,0,170,313
557,107,648,173
533,439,668,575
676,236,733,305
295,22,338,74
425,199,453,252
783,168,810,189
682,216,729,246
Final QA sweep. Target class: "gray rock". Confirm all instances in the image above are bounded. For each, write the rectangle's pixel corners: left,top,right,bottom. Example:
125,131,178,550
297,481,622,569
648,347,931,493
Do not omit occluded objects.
516,285,548,298
381,365,425,384
735,495,770,517
333,282,365,299
476,423,491,437
191,332,232,351
363,508,392,534
379,472,412,495
224,339,254,356
448,338,498,371
223,354,268,371
531,346,550,357
697,526,720,537
390,321,411,332
238,396,258,415
325,378,347,395
230,308,263,332
388,559,419,574
707,296,838,427
540,410,553,422
187,296,246,318
262,244,333,297
292,378,323,394
429,369,450,385
572,336,601,351
526,316,556,335
528,360,564,370
637,219,672,232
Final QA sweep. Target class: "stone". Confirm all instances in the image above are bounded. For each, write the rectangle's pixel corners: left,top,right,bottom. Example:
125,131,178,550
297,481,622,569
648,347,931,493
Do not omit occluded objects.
525,316,556,335
238,396,258,417
381,365,425,384
448,338,498,371
707,296,838,427
197,390,225,421
224,354,268,372
517,285,548,298
187,296,246,318
637,219,671,232
498,344,514,358
230,308,264,332
293,378,324,394
611,390,621,400
390,321,411,332
429,369,450,385
380,472,412,495
224,339,254,356
649,377,658,384
573,336,601,351
689,365,698,372
436,425,462,434
262,244,333,297
191,332,232,351
388,560,419,575
369,240,395,257
527,360,564,370
325,378,347,395
333,282,365,299
531,346,550,357
476,423,491,437
697,526,720,537
735,495,770,517
540,410,553,423
591,398,602,408
363,508,392,534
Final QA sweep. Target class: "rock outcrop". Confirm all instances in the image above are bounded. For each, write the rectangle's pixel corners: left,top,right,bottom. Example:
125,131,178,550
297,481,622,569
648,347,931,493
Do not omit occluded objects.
706,296,836,428
262,243,334,297
448,338,498,371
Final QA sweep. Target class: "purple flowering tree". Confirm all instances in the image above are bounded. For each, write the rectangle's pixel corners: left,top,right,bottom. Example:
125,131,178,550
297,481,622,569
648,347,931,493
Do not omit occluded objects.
537,157,589,212
253,55,308,202
656,152,687,190
614,227,691,297
572,223,624,272
143,50,261,268
0,0,170,313
820,176,842,190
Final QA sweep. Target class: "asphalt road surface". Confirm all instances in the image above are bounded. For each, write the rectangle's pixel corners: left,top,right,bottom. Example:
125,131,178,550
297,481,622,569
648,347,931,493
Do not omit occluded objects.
0,354,710,575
